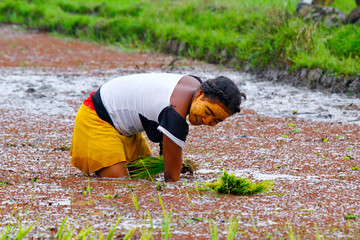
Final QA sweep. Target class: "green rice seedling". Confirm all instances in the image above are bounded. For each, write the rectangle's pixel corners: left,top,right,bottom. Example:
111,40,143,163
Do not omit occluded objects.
140,228,153,240
185,189,194,208
106,216,122,240
147,210,154,230
0,222,15,239
124,227,138,240
158,193,173,240
292,128,301,133
0,180,11,186
183,180,194,207
352,166,360,171
74,225,93,240
315,224,323,240
344,213,356,220
186,217,204,223
321,137,329,142
30,189,33,204
127,156,165,179
0,217,38,240
205,171,273,196
251,211,257,232
56,216,121,240
11,220,39,240
286,222,300,240
158,193,165,213
193,175,202,200
87,177,93,204
226,215,240,240
209,222,218,240
343,155,354,160
130,192,139,210
56,216,93,240
0,206,39,240
55,216,68,239
160,207,173,240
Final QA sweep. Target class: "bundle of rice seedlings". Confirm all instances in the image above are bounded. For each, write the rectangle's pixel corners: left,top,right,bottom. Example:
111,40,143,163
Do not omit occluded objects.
127,156,199,179
205,171,273,195
181,158,199,175
127,156,165,179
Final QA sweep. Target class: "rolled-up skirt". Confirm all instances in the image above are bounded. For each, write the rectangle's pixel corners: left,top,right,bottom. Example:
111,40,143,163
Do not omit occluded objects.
70,104,152,174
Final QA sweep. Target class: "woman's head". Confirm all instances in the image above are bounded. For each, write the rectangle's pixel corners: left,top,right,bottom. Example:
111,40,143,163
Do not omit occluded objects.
189,76,246,126
200,76,245,114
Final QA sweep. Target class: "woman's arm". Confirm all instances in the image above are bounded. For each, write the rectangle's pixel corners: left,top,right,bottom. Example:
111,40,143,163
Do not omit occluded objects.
162,134,183,182
162,75,200,182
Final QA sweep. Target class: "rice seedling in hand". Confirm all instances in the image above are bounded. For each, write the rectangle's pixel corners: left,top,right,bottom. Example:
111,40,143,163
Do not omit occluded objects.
127,156,198,179
205,171,273,196
127,156,165,179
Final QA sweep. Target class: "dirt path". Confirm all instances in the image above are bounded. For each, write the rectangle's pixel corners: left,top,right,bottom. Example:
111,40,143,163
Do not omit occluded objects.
1,25,359,239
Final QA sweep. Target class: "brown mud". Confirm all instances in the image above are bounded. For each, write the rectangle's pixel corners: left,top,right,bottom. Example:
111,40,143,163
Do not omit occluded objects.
0,25,359,239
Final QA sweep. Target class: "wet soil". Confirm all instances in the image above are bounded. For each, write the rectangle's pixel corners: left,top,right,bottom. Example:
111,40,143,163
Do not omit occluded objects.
1,25,360,239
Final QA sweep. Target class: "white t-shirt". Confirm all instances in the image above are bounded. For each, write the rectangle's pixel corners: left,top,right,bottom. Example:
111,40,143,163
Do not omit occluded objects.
99,73,187,147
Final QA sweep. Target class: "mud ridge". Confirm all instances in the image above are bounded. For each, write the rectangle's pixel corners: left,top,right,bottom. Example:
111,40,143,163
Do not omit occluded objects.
252,65,360,97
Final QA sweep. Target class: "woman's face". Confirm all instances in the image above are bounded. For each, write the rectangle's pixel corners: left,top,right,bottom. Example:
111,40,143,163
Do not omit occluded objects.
189,91,230,126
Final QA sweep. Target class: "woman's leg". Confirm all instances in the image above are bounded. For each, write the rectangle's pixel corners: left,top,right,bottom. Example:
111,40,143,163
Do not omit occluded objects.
95,151,155,178
95,162,129,178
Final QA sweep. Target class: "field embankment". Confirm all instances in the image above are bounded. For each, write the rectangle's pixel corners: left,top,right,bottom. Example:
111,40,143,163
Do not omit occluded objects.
0,0,360,95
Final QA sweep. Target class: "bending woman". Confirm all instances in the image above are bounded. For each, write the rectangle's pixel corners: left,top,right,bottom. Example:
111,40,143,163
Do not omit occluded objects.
70,73,246,182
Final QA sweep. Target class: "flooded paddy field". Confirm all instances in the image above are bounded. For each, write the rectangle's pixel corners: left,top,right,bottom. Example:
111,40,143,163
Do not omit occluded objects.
0,25,360,239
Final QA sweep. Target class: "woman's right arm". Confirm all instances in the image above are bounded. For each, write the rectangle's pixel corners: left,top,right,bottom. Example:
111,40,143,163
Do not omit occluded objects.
162,134,183,182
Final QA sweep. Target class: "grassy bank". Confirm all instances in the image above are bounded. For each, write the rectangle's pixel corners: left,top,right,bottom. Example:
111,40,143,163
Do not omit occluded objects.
0,0,359,75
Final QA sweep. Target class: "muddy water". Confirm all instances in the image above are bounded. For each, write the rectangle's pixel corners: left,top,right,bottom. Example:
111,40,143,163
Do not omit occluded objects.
1,68,359,125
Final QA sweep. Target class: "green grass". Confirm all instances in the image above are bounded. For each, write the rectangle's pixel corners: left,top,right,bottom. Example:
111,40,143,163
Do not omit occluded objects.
0,0,359,74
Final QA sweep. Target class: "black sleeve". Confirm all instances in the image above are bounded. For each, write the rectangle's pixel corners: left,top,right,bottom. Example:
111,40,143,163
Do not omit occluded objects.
157,106,189,148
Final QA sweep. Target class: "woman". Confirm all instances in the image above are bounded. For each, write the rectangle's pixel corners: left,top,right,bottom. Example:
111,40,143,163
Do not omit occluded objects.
70,73,246,182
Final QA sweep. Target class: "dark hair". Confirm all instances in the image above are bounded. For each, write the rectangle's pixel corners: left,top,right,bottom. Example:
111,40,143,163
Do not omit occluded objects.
200,76,246,115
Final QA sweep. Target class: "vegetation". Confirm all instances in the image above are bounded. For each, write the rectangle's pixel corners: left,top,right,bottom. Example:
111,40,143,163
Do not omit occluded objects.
127,156,198,179
127,155,165,179
0,0,359,75
205,171,274,195
2,205,331,239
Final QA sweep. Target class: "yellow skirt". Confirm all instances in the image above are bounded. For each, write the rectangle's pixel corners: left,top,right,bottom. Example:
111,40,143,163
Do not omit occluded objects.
70,104,152,174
